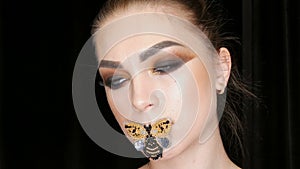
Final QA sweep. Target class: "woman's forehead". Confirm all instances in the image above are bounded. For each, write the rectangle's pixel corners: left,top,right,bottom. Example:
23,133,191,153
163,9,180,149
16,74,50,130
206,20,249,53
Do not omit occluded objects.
93,12,217,77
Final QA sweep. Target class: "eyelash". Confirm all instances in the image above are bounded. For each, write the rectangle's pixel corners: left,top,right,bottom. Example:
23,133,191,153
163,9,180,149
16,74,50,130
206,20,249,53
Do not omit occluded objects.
102,59,183,90
151,59,183,75
104,75,129,90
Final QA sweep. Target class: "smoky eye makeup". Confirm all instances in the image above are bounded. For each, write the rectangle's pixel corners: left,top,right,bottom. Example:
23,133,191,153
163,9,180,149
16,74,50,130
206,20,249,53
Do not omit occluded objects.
98,68,130,90
99,46,196,90
150,48,196,75
105,74,129,90
100,60,181,90
151,59,184,75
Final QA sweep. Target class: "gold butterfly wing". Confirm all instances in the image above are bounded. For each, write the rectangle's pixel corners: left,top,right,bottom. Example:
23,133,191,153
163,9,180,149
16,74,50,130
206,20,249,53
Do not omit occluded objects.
124,122,148,140
150,118,172,137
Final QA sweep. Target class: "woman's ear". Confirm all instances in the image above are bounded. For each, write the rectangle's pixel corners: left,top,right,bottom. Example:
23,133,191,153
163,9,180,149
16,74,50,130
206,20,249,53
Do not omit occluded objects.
215,47,232,94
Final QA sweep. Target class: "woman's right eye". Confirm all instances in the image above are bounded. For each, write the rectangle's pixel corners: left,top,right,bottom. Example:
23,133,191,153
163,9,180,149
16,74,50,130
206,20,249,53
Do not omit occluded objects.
105,75,128,90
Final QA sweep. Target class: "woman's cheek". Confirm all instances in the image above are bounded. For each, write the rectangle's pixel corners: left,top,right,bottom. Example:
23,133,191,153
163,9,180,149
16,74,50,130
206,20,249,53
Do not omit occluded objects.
161,83,182,122
105,89,126,125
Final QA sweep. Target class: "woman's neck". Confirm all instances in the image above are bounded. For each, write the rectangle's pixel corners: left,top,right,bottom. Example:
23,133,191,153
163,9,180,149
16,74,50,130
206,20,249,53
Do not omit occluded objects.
144,130,240,169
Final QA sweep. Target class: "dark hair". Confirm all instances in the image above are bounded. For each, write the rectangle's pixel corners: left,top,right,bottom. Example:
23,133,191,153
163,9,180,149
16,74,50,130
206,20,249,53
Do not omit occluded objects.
93,0,255,167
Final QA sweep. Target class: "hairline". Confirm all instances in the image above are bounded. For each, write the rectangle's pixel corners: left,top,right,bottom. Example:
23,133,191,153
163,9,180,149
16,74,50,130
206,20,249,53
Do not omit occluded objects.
92,1,196,34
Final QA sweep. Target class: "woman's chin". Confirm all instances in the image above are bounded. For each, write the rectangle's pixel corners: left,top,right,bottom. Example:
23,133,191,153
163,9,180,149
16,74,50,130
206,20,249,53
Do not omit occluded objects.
149,147,181,162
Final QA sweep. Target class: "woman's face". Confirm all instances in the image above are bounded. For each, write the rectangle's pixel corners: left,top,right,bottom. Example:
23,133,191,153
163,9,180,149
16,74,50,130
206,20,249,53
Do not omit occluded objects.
98,34,213,160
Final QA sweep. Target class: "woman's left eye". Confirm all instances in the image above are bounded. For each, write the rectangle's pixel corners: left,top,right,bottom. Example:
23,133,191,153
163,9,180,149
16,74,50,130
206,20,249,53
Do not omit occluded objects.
152,59,183,75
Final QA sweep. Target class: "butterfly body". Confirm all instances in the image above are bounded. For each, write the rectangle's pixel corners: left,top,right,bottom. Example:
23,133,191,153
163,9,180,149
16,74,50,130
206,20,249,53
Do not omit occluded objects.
124,119,172,160
143,136,163,160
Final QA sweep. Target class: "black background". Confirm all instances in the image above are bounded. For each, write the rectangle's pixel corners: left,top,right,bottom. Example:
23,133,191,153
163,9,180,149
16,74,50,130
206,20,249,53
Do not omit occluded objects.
0,0,299,169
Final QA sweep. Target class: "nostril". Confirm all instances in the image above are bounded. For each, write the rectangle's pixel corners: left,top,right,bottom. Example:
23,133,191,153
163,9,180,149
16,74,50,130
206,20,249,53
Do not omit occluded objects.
146,103,154,109
132,100,154,112
143,103,154,112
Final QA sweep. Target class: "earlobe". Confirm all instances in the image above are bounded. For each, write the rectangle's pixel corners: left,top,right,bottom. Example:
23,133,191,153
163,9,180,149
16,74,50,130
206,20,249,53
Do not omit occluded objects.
215,47,232,94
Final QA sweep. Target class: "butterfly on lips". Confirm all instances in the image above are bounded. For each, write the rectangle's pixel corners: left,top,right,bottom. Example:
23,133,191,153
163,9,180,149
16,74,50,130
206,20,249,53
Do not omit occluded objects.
124,118,172,160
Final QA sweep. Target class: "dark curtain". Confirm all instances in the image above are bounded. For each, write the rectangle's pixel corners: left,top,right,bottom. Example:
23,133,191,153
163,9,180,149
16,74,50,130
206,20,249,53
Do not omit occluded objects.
243,0,300,169
0,0,299,169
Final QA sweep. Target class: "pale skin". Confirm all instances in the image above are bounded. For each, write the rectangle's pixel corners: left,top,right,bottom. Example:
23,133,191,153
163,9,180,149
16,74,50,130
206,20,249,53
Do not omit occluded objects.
95,4,241,169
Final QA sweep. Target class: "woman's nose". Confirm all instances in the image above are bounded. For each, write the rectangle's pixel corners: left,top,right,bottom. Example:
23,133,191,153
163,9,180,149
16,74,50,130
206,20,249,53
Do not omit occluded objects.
130,72,154,112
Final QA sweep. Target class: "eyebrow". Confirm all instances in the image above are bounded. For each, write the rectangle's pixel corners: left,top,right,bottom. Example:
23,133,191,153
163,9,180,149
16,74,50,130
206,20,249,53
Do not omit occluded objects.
99,40,183,68
99,60,123,69
139,40,183,62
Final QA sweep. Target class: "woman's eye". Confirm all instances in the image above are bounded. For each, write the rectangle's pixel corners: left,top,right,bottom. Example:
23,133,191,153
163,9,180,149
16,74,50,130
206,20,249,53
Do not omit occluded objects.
105,75,128,89
152,59,183,75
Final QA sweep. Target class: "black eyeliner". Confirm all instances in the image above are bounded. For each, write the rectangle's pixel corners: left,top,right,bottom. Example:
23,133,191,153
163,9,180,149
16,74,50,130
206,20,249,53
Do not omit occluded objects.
153,59,184,74
105,74,129,90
